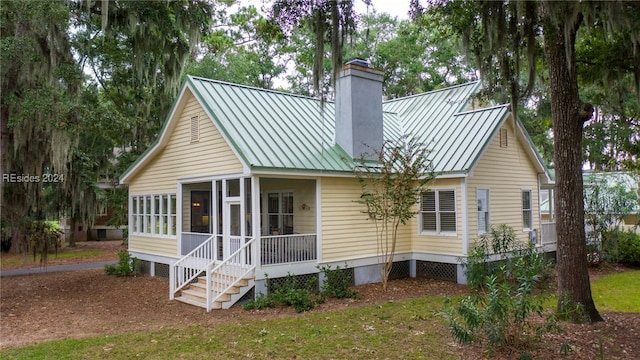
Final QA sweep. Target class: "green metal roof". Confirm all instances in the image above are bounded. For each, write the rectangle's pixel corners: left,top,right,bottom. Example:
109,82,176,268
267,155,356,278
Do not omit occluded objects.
120,77,524,183
187,76,510,175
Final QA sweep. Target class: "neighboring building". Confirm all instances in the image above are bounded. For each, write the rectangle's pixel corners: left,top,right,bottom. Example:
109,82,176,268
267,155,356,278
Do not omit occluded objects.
583,171,640,232
120,60,555,311
60,182,125,242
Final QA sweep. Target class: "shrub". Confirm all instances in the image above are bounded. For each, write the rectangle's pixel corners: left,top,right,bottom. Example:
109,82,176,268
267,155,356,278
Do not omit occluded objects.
616,230,640,266
105,250,141,276
318,263,358,299
242,292,276,310
270,273,318,312
442,224,555,347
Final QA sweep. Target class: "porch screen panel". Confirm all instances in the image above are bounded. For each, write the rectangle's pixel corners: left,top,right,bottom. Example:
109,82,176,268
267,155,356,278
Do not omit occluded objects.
170,194,177,235
245,178,252,236
137,196,144,233
145,195,152,233
132,197,138,233
154,195,161,234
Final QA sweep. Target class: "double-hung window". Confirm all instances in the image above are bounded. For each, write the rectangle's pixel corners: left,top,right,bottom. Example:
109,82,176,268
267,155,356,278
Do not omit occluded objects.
522,190,532,230
477,189,489,234
420,189,456,234
267,191,294,234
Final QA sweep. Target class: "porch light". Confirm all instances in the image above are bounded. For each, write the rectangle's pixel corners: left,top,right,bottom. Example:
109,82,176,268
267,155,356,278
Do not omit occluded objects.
192,201,201,207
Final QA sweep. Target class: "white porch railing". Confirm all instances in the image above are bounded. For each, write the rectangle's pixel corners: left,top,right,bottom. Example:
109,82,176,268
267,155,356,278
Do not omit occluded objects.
260,234,317,265
540,222,557,244
207,237,256,311
170,234,217,299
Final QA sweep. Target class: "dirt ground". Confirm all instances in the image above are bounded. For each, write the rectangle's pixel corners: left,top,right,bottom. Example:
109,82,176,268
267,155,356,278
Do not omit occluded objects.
1,240,639,359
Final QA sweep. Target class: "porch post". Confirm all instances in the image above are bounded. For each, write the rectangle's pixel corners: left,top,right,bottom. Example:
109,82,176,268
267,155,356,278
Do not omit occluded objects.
316,177,322,263
252,176,261,268
177,182,183,257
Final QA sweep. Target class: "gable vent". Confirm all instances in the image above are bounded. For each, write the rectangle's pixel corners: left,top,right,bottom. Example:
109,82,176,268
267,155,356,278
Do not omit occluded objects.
190,116,199,143
500,128,508,148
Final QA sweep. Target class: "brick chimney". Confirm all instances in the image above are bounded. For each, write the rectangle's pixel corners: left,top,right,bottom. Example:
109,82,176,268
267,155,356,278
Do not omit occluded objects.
335,59,384,161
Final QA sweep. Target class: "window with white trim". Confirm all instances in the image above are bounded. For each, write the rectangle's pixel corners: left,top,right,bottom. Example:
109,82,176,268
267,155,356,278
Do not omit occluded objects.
266,191,294,235
477,189,489,234
420,189,456,234
131,194,176,236
522,190,532,230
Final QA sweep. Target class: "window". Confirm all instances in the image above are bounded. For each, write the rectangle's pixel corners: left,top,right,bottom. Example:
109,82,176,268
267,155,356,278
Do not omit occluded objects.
96,202,107,216
266,191,294,235
420,190,456,234
522,190,532,230
477,189,489,234
131,194,176,236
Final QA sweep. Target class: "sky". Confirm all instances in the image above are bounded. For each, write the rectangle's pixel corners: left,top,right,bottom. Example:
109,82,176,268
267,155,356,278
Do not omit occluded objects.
238,0,412,20
355,0,412,20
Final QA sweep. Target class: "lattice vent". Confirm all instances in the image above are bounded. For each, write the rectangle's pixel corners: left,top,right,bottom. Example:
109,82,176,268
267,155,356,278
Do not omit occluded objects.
388,261,410,280
190,116,199,142
155,263,171,279
267,273,319,293
233,287,256,308
416,261,457,282
321,267,355,287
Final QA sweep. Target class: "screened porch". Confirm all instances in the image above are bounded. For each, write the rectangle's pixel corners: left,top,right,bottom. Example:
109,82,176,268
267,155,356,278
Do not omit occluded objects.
178,177,318,267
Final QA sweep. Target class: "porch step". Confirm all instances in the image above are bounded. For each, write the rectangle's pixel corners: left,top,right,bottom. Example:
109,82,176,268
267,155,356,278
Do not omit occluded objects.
175,270,255,310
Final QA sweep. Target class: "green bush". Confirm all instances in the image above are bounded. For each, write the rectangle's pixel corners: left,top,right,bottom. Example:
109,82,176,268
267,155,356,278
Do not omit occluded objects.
270,273,318,312
243,292,276,310
104,250,141,276
602,229,640,265
442,224,555,347
616,230,640,265
318,263,358,299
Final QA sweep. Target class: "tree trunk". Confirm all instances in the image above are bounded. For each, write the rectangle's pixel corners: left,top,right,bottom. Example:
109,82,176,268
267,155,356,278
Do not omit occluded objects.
69,217,77,247
541,3,603,323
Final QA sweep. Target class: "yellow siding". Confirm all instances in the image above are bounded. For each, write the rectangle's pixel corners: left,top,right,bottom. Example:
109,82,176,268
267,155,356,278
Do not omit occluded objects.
260,179,316,234
128,90,243,255
129,235,177,258
410,178,464,255
128,90,243,194
320,177,412,262
467,117,540,246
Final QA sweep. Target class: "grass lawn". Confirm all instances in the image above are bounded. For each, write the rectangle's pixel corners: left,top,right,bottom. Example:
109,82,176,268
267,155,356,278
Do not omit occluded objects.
591,270,640,312
1,270,638,359
0,297,456,359
0,248,106,268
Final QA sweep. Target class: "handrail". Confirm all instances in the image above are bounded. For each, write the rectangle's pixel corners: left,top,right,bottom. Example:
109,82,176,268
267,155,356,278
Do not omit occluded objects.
170,234,216,300
206,237,256,311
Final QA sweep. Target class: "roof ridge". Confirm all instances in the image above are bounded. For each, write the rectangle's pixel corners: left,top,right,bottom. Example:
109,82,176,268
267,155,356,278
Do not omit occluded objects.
187,75,329,103
383,81,480,104
453,103,509,116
